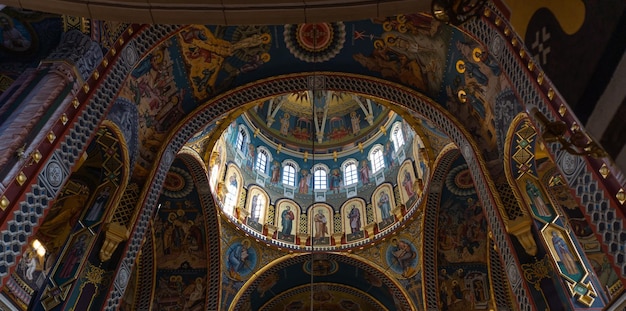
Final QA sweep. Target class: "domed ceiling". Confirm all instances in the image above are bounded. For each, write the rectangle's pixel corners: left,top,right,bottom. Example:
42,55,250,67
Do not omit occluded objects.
195,91,447,254
245,91,390,152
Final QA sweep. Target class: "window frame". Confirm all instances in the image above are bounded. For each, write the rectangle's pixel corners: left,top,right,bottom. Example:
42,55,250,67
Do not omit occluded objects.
313,164,329,190
343,159,359,186
391,121,405,152
369,145,385,173
256,147,272,174
282,160,299,187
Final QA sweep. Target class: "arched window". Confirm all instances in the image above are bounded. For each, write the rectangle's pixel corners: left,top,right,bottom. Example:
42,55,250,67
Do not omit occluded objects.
391,122,405,152
343,160,358,186
256,148,270,174
224,172,239,213
235,126,248,152
313,165,328,190
369,145,385,173
282,162,297,187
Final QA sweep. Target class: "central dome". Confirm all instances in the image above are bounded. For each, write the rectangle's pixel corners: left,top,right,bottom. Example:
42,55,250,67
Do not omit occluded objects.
245,91,391,152
204,91,436,251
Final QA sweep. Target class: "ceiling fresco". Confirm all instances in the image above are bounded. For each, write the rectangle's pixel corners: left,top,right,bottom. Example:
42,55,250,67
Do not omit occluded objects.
1,1,625,310
435,153,490,311
244,92,391,151
151,157,209,311
208,104,432,252
116,13,508,184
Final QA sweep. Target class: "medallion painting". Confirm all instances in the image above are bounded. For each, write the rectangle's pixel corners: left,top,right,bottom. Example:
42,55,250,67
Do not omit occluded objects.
0,12,33,53
225,238,258,281
384,236,419,279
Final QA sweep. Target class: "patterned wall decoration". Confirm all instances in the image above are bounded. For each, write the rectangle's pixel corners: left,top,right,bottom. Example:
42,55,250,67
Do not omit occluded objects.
0,120,128,310
106,98,139,174
504,113,607,308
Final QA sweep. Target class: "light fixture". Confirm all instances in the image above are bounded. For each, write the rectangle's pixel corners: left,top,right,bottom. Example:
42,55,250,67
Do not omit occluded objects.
531,108,607,158
32,239,46,257
431,0,487,25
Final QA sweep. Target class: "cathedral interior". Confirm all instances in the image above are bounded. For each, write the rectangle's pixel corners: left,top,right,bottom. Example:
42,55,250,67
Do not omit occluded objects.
0,0,625,310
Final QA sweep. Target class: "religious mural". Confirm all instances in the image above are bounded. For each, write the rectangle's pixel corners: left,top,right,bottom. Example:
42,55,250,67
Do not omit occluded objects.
385,236,419,278
1,3,623,310
114,12,513,189
154,160,207,270
225,238,258,281
150,158,210,311
311,205,332,246
153,273,206,311
342,199,366,242
436,154,490,311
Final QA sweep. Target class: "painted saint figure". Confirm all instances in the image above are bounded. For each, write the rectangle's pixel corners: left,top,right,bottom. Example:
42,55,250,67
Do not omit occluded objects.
250,194,259,223
299,169,310,194
378,190,391,220
551,231,579,275
314,209,328,238
23,252,37,281
348,205,361,233
402,170,415,198
246,143,255,169
330,169,341,193
229,173,238,189
359,160,370,185
271,161,281,184
227,240,250,278
384,141,395,169
85,186,111,221
280,112,290,136
59,234,87,278
391,238,415,273
526,179,551,216
281,206,294,237
0,15,30,51
350,111,361,135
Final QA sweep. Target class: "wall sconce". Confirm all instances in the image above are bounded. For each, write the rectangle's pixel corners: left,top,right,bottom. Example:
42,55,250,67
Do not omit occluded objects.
32,239,46,257
432,0,487,25
531,108,607,158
